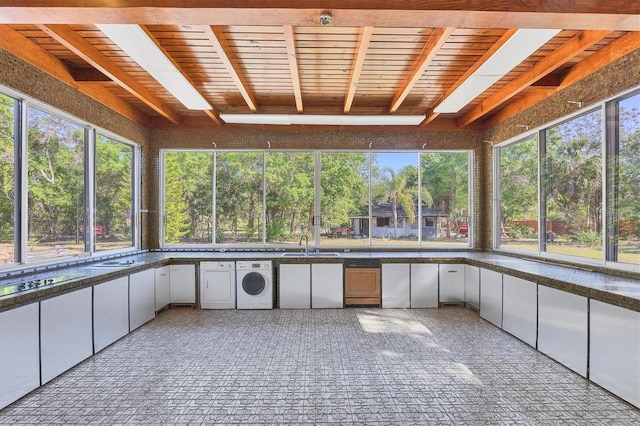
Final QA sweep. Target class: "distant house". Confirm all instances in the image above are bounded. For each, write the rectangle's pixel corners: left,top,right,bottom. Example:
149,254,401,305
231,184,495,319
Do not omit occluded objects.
350,203,449,239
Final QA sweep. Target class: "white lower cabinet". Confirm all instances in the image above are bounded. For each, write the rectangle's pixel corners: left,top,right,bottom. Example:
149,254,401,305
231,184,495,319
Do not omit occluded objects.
538,285,588,377
93,276,130,353
129,269,156,331
502,275,537,347
382,263,410,308
464,265,480,309
154,266,170,311
439,264,465,303
480,269,502,327
311,263,343,308
41,287,93,384
170,264,196,304
590,300,640,408
410,263,438,308
0,303,40,409
279,264,311,308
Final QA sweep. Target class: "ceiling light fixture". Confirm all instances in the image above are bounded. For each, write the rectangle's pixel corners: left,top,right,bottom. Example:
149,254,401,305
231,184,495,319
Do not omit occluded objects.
97,24,212,110
434,28,560,114
219,114,426,126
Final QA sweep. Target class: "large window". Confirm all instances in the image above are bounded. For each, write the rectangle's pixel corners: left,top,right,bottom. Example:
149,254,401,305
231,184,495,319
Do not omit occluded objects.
0,87,140,269
496,88,639,270
499,136,539,252
27,108,86,262
162,149,473,249
95,134,135,251
0,94,15,266
614,92,640,266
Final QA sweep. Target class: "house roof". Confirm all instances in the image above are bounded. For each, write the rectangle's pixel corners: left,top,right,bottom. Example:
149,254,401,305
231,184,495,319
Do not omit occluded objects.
371,202,447,218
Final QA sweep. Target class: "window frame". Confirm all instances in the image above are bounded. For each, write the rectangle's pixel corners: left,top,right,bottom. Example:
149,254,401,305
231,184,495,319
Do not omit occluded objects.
494,86,640,272
0,85,141,271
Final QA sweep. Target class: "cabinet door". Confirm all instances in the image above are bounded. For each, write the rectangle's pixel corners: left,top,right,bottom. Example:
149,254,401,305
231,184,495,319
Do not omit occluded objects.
154,266,170,311
170,264,196,304
344,268,381,306
129,269,156,331
502,275,537,347
464,265,480,309
480,268,502,327
382,263,410,308
93,276,130,353
41,287,93,384
590,300,640,408
538,285,587,377
439,264,465,303
410,264,438,308
311,263,343,308
279,264,311,309
0,303,40,409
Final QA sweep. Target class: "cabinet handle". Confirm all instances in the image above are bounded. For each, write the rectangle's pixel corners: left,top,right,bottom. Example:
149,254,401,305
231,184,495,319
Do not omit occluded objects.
448,270,459,273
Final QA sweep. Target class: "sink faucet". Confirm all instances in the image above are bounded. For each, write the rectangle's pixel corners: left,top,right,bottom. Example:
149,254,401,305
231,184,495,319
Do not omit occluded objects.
299,235,309,255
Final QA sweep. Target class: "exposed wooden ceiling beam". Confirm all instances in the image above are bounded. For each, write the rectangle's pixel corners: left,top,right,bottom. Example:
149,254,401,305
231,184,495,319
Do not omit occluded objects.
484,31,640,128
0,25,150,125
37,24,182,125
202,25,257,112
1,2,638,30
420,28,517,127
458,29,613,128
344,26,373,114
389,27,453,113
283,25,303,113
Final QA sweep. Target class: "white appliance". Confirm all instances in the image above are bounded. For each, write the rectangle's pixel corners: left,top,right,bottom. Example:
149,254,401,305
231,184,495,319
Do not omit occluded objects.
236,261,273,309
200,262,236,309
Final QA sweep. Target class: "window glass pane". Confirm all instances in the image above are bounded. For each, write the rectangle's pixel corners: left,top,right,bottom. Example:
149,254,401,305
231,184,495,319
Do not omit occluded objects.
421,152,470,246
499,136,539,252
320,152,369,246
216,152,263,245
27,107,86,261
95,134,134,251
545,110,603,260
163,151,213,245
617,93,640,266
265,152,314,246
0,94,16,266
370,153,419,245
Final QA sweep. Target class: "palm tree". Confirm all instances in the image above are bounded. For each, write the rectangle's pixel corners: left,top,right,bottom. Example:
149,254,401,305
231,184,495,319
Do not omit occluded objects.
384,167,417,238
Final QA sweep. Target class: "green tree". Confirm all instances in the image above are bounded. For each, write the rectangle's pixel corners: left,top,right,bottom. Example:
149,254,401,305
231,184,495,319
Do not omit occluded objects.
0,94,15,244
164,153,191,244
320,152,368,227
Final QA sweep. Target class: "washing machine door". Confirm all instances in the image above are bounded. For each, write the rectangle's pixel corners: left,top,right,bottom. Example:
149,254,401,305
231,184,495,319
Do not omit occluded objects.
242,272,266,295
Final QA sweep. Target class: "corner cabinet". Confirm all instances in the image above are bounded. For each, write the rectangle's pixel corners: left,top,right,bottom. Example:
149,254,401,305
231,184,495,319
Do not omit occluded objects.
170,264,196,305
479,268,502,327
0,303,40,409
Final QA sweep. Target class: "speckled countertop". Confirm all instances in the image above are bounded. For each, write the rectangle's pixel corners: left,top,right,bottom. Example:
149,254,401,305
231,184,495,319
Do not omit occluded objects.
1,250,638,312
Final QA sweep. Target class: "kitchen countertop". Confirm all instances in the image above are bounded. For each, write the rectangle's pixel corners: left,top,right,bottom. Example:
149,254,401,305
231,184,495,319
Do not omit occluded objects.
1,250,638,312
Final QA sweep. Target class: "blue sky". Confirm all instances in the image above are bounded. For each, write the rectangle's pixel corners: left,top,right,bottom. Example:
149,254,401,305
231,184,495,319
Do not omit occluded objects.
374,152,419,172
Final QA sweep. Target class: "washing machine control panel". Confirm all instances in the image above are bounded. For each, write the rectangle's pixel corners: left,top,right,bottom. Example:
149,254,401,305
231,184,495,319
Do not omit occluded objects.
236,261,271,270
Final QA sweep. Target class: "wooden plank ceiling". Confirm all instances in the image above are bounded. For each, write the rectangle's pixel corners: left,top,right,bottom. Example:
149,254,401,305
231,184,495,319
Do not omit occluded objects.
0,1,638,129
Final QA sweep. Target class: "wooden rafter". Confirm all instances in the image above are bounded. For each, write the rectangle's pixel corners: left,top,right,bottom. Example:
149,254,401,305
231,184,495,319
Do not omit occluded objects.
283,25,303,113
344,26,373,114
421,28,518,127
37,24,182,125
484,31,640,127
458,29,613,128
0,25,150,125
389,27,453,113
201,25,257,112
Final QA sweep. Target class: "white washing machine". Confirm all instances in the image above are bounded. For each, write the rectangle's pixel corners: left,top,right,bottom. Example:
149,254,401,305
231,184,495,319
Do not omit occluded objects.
236,261,273,309
200,262,236,309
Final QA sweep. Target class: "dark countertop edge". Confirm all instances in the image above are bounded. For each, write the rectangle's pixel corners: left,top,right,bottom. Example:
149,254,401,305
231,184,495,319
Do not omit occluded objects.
1,251,638,313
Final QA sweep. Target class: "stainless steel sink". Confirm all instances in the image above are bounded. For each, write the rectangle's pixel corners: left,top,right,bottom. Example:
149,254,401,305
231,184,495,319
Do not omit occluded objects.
281,252,340,257
87,259,143,268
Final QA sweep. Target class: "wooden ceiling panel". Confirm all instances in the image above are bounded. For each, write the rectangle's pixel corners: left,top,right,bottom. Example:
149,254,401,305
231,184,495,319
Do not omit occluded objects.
1,3,636,128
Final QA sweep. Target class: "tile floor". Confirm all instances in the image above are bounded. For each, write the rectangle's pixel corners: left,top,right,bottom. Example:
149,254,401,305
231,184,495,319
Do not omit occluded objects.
1,307,639,425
